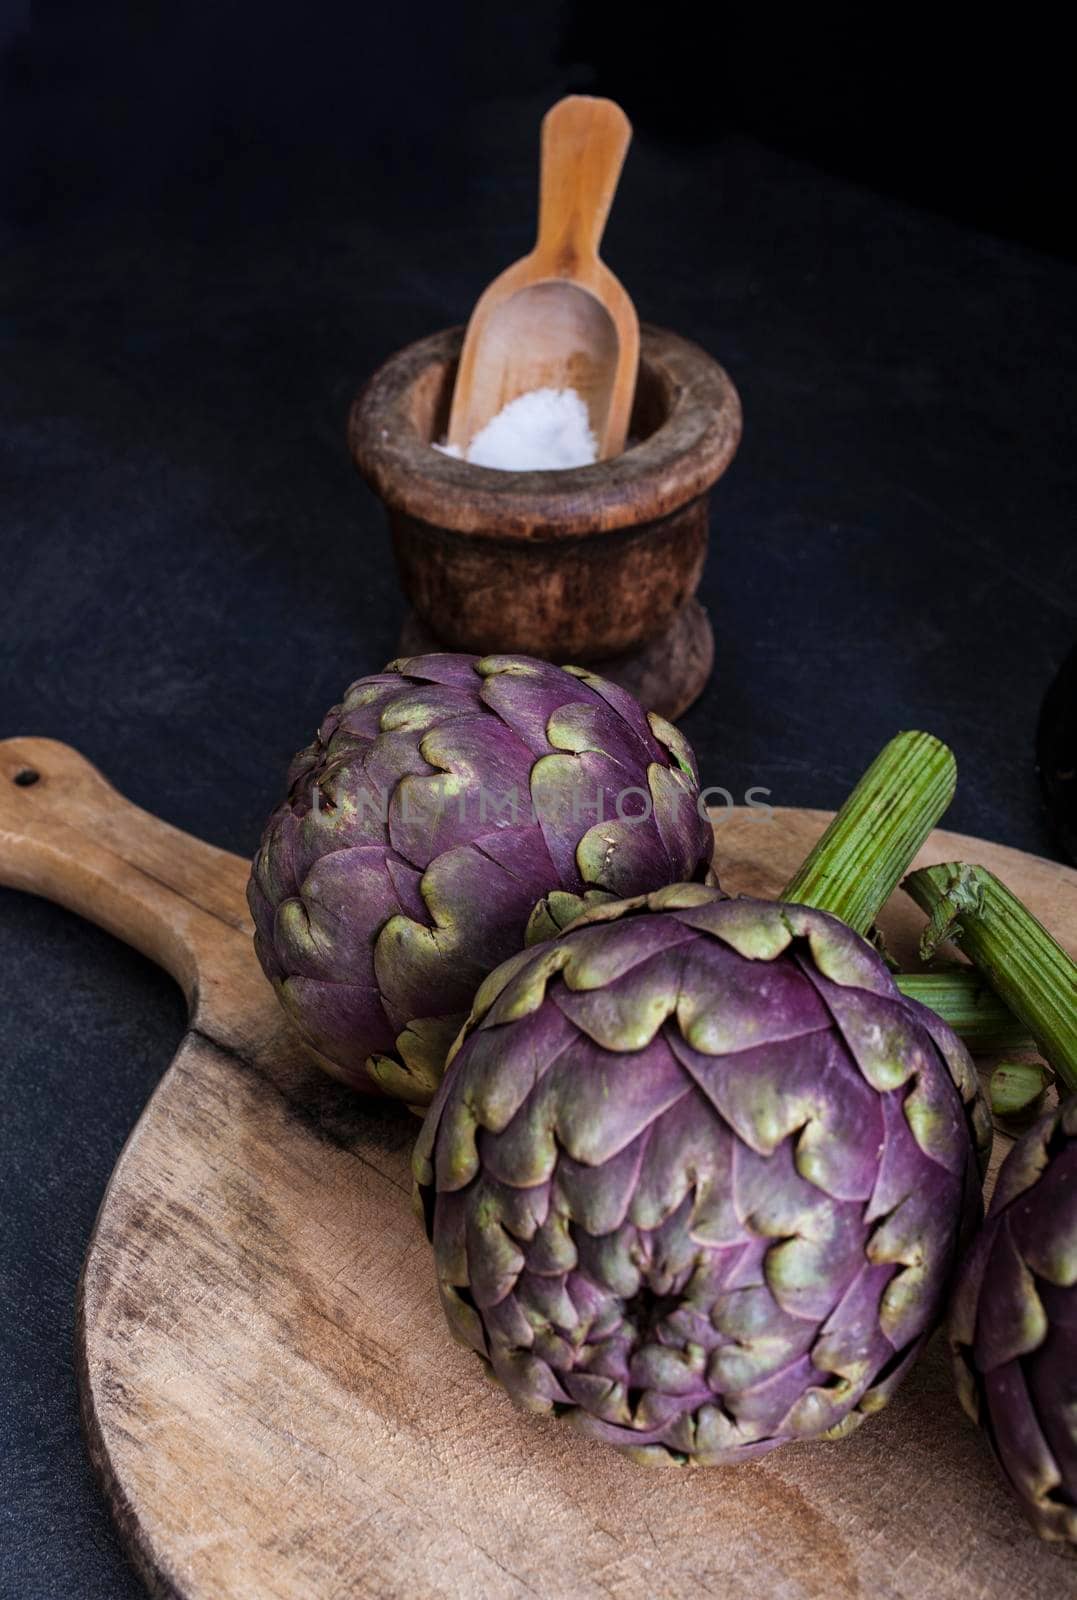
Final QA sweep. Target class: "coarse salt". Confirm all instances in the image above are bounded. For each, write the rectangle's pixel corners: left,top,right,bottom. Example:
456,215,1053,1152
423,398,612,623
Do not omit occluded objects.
437,387,598,471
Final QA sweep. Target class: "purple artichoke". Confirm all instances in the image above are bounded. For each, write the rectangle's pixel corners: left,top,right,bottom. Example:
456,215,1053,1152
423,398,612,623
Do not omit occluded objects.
949,1097,1077,1546
248,654,712,1102
414,884,990,1465
904,860,1077,1544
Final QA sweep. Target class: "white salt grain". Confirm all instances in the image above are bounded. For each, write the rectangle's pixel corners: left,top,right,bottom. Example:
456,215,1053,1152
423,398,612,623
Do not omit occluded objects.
436,387,598,471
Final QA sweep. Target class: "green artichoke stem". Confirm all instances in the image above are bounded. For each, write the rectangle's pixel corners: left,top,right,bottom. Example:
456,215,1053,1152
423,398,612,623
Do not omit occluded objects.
903,863,1077,1094
894,971,1032,1052
988,1059,1052,1121
782,731,956,936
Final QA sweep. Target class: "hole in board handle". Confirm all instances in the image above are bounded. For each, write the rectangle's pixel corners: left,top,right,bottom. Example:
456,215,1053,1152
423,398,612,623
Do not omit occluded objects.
13,768,40,787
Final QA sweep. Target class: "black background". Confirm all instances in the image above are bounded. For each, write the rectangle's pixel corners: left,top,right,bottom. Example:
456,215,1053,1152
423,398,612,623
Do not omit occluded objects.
2,6,1075,1596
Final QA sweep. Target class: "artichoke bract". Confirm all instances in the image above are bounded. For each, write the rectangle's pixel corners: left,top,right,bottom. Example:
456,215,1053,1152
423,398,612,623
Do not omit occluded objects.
414,882,989,1466
247,653,713,1102
905,862,1077,1545
949,1099,1076,1545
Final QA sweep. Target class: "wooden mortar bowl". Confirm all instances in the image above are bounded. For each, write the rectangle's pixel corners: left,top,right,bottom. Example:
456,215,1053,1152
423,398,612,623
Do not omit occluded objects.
349,324,741,718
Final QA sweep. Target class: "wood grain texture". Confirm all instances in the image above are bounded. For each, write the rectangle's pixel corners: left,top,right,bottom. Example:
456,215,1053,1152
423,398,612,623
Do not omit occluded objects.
351,323,741,542
2,736,1075,1600
350,322,740,675
447,96,638,460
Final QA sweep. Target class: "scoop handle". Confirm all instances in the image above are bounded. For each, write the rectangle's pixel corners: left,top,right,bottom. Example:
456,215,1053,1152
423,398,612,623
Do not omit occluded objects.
0,736,261,1036
534,95,632,270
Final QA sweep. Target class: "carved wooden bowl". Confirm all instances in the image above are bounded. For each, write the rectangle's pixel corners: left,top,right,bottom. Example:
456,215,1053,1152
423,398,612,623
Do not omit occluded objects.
349,324,741,718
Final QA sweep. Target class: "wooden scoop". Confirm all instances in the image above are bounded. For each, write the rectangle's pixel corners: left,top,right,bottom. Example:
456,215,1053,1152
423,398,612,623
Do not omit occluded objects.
446,95,639,462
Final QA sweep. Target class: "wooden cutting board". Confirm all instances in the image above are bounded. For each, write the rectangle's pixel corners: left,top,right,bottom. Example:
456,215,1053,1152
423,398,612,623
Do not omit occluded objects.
2,735,1074,1600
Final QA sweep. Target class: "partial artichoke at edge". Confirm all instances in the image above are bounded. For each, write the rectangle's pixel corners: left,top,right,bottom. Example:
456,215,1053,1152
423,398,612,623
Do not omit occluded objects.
950,1097,1077,1546
904,860,1077,1545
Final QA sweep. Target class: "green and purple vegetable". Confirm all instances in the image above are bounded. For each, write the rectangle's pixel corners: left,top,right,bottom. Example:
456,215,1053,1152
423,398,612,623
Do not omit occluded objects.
247,653,713,1103
906,863,1077,1545
415,734,991,1465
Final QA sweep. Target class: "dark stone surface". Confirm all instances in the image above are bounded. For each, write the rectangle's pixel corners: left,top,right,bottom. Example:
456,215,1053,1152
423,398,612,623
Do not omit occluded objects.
1,71,1075,1600
1038,643,1077,864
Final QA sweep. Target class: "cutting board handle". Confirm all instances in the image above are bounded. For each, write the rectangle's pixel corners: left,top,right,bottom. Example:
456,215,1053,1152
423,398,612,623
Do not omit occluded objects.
0,737,256,1026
